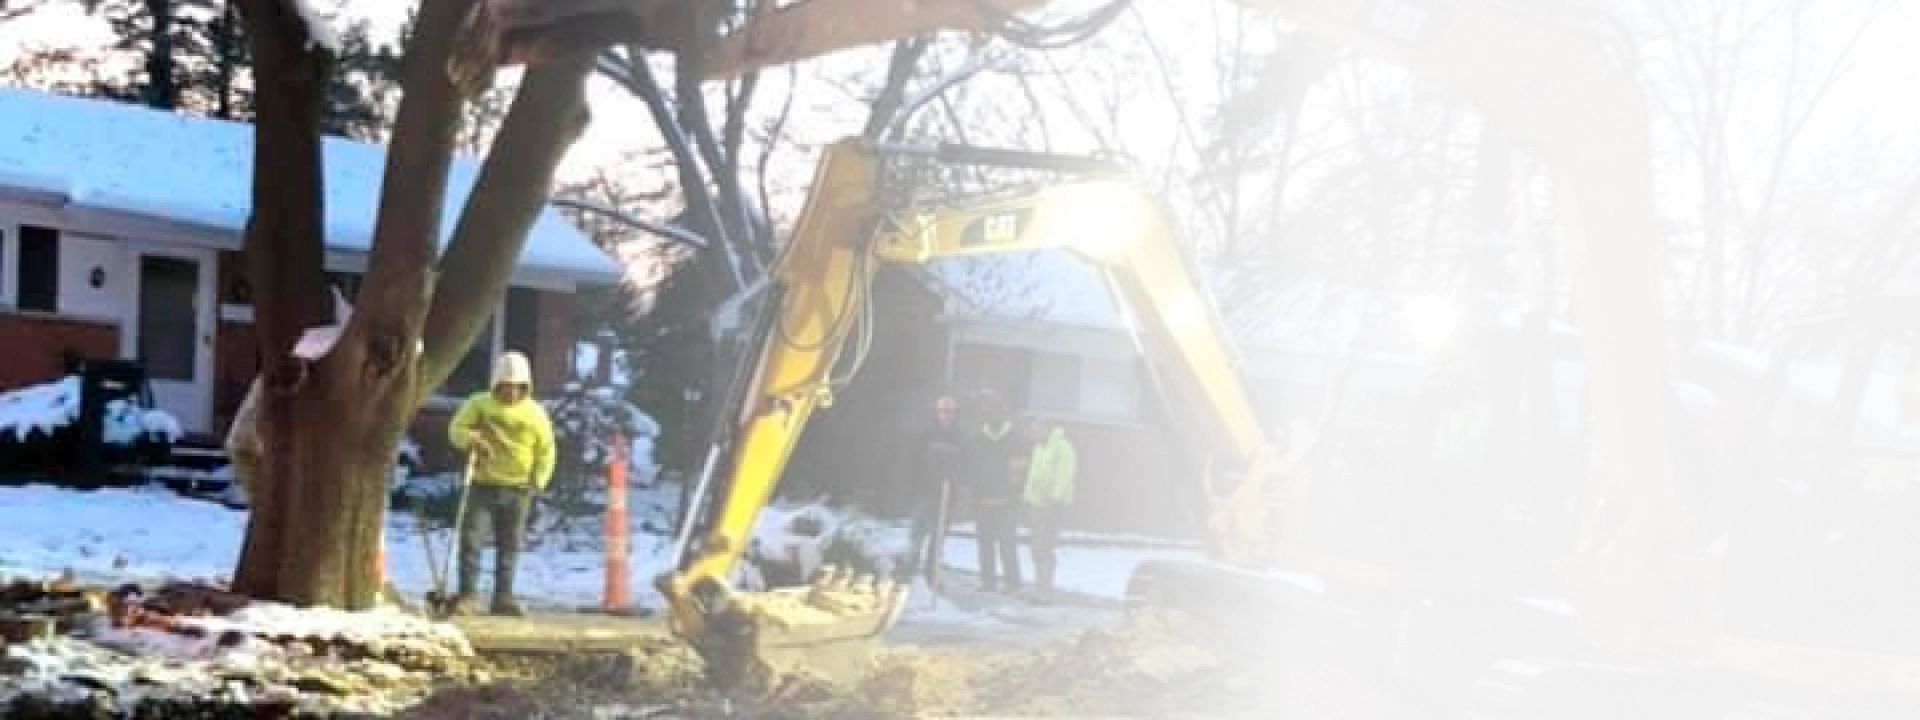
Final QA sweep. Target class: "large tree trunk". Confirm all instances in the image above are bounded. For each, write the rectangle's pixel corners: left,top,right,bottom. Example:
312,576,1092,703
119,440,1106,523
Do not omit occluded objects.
230,0,353,606
232,0,597,610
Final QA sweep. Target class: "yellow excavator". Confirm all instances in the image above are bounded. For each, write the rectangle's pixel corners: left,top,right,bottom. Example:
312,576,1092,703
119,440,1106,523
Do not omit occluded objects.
648,0,1920,709
652,135,1291,692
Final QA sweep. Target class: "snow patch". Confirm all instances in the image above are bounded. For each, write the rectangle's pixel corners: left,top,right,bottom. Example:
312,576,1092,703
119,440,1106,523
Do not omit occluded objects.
291,0,341,52
0,376,181,444
545,383,661,476
742,501,843,589
0,375,78,441
291,286,353,361
1,596,470,717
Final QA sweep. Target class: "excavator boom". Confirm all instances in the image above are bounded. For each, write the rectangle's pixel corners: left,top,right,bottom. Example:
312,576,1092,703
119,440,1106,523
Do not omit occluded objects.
656,139,907,694
870,169,1283,561
660,137,1284,693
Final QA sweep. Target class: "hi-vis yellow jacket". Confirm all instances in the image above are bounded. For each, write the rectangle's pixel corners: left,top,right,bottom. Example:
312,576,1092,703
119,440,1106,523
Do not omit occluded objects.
448,392,557,491
1023,426,1077,508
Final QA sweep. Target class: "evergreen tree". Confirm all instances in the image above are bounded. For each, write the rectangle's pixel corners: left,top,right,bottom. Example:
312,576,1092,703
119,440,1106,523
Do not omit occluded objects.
76,0,400,139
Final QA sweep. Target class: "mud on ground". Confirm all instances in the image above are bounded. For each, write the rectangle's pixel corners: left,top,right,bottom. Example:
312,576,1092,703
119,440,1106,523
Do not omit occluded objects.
398,610,1422,720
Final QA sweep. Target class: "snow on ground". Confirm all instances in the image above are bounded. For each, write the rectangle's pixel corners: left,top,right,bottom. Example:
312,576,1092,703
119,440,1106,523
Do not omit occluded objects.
0,483,683,612
0,480,1210,647
934,535,1205,599
0,376,181,444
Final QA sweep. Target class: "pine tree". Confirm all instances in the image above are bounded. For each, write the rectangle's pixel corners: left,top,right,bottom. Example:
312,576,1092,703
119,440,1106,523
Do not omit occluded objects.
76,0,400,139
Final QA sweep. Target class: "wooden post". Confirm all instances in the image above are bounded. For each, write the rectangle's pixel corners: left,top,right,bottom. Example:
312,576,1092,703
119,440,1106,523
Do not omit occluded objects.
603,430,631,611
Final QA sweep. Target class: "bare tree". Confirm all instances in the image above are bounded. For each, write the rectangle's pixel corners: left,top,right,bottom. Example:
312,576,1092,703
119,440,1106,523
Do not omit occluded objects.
231,0,603,608
1632,0,1896,342
1,0,47,20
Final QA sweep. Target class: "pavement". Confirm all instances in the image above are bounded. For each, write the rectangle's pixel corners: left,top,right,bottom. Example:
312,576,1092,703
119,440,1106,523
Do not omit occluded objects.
451,611,670,653
450,567,1124,655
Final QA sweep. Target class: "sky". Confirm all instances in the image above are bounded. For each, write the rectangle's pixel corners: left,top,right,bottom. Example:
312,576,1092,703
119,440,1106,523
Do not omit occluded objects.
5,0,1920,287
0,0,1211,193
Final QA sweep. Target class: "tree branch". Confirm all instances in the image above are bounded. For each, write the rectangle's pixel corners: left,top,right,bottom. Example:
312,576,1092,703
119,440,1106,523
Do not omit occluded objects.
862,37,929,140
419,48,595,390
755,63,797,242
235,0,333,369
0,0,46,22
606,48,743,290
353,0,474,383
675,53,760,274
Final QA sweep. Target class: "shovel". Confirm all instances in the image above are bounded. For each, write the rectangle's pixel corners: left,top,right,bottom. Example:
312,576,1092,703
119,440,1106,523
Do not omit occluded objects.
423,451,478,619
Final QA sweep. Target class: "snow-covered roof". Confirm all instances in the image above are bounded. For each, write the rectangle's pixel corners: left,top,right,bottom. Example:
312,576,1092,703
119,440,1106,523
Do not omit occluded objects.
925,250,1365,356
0,88,619,284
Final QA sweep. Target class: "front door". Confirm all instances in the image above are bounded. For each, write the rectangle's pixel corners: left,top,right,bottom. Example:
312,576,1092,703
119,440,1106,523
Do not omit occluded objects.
127,247,214,434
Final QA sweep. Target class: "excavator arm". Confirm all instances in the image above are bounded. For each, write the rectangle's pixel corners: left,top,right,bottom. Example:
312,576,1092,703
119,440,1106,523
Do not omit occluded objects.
868,166,1285,564
655,139,903,694
661,136,1293,692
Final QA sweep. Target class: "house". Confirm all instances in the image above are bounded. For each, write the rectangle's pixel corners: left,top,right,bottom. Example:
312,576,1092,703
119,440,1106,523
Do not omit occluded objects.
919,250,1313,537
0,87,620,467
918,248,1516,537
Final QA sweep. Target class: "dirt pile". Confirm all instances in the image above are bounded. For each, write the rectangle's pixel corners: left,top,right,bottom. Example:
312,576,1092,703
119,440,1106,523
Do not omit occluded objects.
857,610,1412,719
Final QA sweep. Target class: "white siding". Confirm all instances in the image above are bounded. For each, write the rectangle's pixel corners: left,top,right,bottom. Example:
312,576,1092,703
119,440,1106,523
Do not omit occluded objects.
57,233,127,321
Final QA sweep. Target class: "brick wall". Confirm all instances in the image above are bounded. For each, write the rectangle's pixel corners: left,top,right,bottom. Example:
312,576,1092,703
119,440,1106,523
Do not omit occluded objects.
213,320,258,434
0,312,119,390
212,251,256,434
531,289,574,390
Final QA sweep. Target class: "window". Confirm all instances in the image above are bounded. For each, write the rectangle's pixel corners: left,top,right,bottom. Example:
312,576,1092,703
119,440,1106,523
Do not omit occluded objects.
1024,350,1141,423
16,225,59,313
1078,356,1140,419
1029,352,1080,416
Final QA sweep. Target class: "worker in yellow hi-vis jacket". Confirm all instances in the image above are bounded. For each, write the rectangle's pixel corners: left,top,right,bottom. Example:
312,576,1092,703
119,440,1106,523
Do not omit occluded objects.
1022,419,1077,600
446,350,556,616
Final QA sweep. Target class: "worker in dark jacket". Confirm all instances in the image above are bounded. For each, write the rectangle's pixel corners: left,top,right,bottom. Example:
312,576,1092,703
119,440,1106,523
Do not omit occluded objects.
901,394,965,582
961,393,1026,592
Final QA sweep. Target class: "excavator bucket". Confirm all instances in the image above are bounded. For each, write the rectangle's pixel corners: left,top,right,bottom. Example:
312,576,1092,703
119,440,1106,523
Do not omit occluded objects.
664,565,912,695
